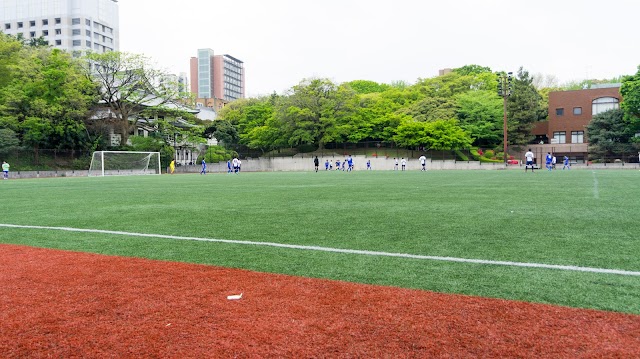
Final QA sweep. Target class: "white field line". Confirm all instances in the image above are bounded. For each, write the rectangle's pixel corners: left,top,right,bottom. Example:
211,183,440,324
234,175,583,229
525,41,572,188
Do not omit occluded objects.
592,171,600,199
2,223,639,277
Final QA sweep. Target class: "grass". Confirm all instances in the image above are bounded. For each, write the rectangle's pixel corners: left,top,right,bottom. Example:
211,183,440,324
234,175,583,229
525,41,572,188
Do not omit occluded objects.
1,169,639,314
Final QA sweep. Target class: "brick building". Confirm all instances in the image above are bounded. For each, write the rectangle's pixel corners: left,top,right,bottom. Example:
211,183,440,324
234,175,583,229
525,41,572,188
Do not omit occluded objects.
528,84,622,162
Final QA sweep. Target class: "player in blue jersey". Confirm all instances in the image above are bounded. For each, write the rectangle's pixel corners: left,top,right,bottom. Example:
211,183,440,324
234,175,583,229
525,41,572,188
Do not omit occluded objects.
200,159,207,174
325,159,329,170
347,155,353,171
227,160,232,173
562,156,570,170
366,159,371,170
335,159,340,171
545,152,553,171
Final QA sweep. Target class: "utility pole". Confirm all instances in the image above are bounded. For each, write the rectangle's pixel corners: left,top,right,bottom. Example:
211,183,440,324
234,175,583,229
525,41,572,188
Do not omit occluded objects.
497,72,513,165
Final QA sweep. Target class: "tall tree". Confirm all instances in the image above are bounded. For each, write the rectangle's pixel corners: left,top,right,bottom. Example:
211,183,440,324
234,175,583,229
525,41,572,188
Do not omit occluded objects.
84,51,184,144
506,67,546,148
620,65,640,137
586,109,637,160
393,119,472,150
455,90,503,147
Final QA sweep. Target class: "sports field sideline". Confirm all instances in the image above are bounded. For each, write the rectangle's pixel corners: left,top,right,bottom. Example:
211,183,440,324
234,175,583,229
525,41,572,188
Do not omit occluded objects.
1,169,639,314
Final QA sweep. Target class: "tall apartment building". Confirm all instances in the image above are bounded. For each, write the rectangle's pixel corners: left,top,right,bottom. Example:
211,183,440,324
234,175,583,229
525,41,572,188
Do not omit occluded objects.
190,48,245,106
1,0,119,56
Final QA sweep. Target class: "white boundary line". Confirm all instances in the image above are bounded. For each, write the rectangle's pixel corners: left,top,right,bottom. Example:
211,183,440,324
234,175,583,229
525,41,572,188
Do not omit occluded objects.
2,223,639,277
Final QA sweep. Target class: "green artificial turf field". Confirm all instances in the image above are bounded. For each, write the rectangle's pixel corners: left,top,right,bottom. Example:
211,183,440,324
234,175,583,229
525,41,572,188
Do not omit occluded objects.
1,169,639,313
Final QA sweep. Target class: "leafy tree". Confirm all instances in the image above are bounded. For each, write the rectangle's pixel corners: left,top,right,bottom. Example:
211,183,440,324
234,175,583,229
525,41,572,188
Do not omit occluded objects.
273,78,357,148
586,109,637,160
344,80,390,94
204,119,239,148
506,67,546,147
620,65,640,136
455,90,503,147
84,51,184,144
0,128,20,152
399,96,457,122
453,64,492,76
393,119,472,150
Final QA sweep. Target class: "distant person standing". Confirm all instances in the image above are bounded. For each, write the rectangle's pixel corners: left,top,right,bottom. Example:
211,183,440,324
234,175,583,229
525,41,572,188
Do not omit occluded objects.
562,156,571,170
545,152,553,171
401,158,406,171
419,155,427,171
2,161,9,179
232,157,239,174
347,155,354,171
314,156,319,172
525,149,535,172
325,159,329,171
394,158,398,170
200,159,207,174
552,155,557,169
227,160,232,174
169,159,175,174
366,159,371,170
238,159,242,172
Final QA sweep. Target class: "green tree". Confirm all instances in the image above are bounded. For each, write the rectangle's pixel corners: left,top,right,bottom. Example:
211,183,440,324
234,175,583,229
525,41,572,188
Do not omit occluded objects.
506,67,546,147
344,80,390,94
620,65,640,136
586,109,637,160
393,119,472,150
84,51,185,144
0,128,20,152
455,90,503,147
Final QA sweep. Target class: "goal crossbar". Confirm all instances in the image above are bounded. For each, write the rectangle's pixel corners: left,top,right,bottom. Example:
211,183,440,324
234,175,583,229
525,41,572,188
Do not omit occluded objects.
88,151,162,177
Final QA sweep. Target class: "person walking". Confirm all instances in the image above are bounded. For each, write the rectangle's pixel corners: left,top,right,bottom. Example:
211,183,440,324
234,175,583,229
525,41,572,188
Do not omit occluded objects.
314,156,319,172
419,155,427,171
200,159,207,174
562,156,571,170
169,159,175,174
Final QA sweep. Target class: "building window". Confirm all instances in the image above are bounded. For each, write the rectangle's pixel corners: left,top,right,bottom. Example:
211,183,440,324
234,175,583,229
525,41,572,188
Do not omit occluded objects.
86,19,91,26
30,31,36,38
17,22,23,28
86,40,91,47
42,19,48,26
72,18,81,25
592,97,619,116
553,131,566,144
72,29,81,36
571,131,584,144
55,40,62,45
42,30,48,36
55,18,61,24
556,108,564,116
55,29,62,35
30,20,36,27
573,107,582,115
72,40,81,47
86,30,91,36
4,24,10,30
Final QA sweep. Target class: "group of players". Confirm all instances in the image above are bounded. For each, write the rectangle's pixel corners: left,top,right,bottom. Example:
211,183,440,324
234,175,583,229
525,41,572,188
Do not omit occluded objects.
524,149,571,172
312,155,429,172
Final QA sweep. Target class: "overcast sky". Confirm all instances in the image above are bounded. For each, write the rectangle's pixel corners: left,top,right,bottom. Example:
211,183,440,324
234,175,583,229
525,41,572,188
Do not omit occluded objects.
118,0,639,97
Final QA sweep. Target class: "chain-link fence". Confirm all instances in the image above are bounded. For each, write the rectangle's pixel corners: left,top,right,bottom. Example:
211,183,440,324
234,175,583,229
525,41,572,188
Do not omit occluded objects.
0,149,92,171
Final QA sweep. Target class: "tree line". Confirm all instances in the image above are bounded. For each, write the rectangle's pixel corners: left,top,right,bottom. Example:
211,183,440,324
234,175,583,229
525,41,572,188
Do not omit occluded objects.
1,32,639,165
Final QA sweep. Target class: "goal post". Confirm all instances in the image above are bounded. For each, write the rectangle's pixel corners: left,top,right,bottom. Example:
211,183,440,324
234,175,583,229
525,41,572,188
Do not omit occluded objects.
88,151,162,177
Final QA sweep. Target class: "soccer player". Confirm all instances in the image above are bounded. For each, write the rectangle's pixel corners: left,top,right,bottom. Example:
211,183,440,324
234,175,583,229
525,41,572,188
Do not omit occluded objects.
227,160,232,174
419,155,427,171
524,149,535,172
200,159,207,175
545,152,553,171
325,159,329,171
563,156,571,170
2,161,9,179
347,155,353,171
232,157,239,174
314,156,319,172
169,159,175,174
552,155,557,169
401,158,406,171
394,158,398,170
335,159,340,171
366,159,371,170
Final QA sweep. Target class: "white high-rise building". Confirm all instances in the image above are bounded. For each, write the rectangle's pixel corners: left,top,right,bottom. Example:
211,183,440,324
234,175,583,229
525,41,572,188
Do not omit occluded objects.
1,0,119,56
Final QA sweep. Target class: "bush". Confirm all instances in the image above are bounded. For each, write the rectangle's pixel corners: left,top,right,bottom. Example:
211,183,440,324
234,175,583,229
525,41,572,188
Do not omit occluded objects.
198,145,238,163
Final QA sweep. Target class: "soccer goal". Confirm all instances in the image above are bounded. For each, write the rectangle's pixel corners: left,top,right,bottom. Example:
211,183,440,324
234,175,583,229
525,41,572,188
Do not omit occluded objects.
88,151,162,177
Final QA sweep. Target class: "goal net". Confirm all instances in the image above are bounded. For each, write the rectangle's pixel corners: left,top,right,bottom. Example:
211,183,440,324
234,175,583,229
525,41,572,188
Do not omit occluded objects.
88,151,162,176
